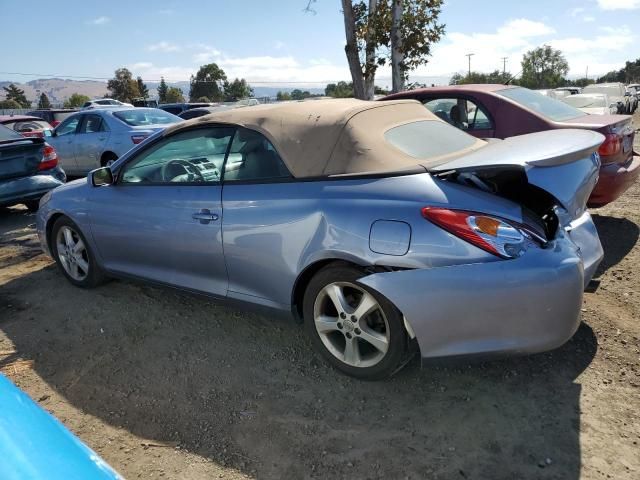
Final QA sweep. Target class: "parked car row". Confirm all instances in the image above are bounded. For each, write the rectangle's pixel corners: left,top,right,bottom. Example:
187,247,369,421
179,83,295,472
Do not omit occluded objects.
537,83,638,114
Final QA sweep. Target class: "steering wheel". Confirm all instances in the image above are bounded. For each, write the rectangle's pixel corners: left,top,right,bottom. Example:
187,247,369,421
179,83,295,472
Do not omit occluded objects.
161,159,205,183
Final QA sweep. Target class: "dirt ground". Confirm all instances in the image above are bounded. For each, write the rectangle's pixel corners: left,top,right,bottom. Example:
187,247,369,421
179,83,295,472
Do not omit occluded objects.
1,125,639,480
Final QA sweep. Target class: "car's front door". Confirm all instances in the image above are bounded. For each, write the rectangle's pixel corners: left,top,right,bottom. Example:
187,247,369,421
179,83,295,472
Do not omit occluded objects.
74,114,110,173
422,97,496,139
50,115,81,174
87,126,235,296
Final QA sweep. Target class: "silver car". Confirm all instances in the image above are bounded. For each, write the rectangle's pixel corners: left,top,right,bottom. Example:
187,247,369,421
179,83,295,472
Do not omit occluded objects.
47,108,182,176
37,99,604,380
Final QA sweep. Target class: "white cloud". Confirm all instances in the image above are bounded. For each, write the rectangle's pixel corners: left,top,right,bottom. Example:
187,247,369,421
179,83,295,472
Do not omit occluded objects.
147,41,181,53
596,0,640,10
88,16,110,25
192,44,222,63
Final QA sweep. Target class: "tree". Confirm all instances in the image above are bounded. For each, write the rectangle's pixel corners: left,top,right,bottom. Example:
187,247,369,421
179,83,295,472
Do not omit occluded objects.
325,81,355,97
189,63,226,102
276,91,292,101
223,78,253,101
165,87,185,103
449,70,511,85
107,68,140,102
136,77,149,99
519,45,569,89
196,96,211,103
3,83,30,107
0,99,22,109
64,93,91,108
597,58,640,83
37,92,52,109
339,0,445,99
157,77,169,103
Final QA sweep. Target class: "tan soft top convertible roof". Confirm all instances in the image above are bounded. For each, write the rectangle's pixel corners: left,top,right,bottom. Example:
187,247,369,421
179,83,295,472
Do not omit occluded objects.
164,98,485,178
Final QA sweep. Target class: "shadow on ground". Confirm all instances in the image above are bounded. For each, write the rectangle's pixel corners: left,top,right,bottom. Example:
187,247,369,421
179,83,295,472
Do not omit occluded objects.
592,214,639,277
1,263,597,479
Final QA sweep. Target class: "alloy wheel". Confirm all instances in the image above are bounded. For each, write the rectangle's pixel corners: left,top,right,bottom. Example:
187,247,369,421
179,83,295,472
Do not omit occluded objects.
313,281,389,368
56,226,89,281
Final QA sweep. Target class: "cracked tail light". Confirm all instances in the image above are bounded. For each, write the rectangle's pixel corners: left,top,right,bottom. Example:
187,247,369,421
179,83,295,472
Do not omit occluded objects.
421,207,545,259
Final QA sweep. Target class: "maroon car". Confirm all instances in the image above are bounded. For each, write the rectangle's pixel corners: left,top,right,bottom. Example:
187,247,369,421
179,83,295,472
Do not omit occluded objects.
383,85,639,207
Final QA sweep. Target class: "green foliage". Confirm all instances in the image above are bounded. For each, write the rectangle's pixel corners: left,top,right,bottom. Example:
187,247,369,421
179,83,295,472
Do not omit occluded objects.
449,70,512,85
3,83,30,107
596,58,640,83
325,81,355,98
136,77,149,99
37,92,52,109
190,63,227,102
157,77,168,103
107,68,140,102
64,93,91,108
196,96,211,103
276,91,292,101
563,77,595,88
352,0,445,81
290,89,313,100
374,85,390,95
519,45,569,89
165,87,185,103
0,99,22,109
223,78,253,101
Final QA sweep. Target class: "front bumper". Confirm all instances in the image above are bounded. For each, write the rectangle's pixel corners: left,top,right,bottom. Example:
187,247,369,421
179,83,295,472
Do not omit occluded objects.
359,212,603,360
0,167,66,207
589,155,640,207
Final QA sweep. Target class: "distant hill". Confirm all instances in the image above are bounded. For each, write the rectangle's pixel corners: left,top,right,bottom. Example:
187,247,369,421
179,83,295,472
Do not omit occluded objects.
0,79,108,105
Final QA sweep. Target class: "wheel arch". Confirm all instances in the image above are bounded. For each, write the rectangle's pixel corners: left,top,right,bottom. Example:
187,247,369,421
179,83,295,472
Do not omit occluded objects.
100,151,118,166
45,212,67,254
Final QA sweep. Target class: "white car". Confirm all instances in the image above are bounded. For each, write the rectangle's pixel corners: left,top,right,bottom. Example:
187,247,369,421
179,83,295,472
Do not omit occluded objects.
47,107,182,175
582,83,629,113
560,93,618,115
81,98,133,110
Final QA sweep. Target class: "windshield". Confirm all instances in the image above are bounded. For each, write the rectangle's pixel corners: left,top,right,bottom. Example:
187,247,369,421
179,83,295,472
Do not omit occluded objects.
563,95,606,108
384,120,478,160
497,87,585,122
0,124,23,142
113,108,181,126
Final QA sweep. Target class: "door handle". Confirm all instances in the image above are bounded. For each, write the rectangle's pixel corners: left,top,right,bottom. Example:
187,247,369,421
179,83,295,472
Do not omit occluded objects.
192,209,219,224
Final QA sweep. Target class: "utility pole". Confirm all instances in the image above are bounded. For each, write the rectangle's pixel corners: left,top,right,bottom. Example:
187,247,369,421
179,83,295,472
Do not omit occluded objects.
465,53,474,77
501,57,508,75
585,65,589,81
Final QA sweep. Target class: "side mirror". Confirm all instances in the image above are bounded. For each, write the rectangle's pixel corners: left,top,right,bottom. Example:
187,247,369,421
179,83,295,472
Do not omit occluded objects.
89,167,113,187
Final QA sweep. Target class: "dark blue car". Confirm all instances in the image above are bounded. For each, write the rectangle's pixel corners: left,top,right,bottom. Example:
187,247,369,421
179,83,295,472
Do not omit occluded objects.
0,123,66,211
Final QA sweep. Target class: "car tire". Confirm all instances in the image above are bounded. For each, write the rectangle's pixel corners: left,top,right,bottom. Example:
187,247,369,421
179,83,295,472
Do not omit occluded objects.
101,153,118,168
51,216,107,288
23,200,40,212
303,263,410,380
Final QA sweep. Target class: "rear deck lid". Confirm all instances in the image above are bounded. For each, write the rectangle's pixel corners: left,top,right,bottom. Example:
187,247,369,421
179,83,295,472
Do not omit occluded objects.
429,129,604,218
0,128,45,180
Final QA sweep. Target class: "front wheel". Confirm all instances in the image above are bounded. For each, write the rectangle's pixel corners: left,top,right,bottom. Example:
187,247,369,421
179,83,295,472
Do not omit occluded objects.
51,216,107,288
303,264,410,380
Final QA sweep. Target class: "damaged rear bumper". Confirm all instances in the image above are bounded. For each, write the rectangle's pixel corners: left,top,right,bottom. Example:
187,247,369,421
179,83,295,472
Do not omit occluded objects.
359,212,603,360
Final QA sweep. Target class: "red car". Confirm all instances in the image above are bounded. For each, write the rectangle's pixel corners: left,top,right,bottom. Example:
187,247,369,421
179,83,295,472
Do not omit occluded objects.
0,115,54,139
383,85,639,207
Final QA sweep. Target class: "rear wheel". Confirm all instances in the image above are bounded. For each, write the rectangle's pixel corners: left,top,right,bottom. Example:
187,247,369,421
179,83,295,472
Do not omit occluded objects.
51,216,107,288
303,264,410,380
101,152,118,167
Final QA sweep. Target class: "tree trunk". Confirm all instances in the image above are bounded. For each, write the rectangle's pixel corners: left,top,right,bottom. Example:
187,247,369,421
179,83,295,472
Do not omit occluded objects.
363,0,378,100
391,0,404,93
341,0,366,99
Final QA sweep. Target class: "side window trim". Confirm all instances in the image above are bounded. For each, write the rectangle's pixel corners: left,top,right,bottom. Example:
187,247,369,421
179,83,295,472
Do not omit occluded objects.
56,115,81,136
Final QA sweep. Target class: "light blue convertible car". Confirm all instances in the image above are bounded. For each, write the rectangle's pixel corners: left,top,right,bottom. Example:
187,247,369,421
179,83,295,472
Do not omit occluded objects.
0,374,120,479
37,99,604,379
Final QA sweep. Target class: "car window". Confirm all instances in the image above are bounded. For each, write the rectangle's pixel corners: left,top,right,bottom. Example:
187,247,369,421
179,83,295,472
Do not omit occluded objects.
113,108,180,126
82,102,91,108
384,120,478,159
4,119,51,132
120,127,234,185
55,116,80,136
223,127,291,182
423,98,493,131
160,106,183,115
497,87,585,122
53,111,76,122
0,124,22,141
179,109,208,120
79,114,106,133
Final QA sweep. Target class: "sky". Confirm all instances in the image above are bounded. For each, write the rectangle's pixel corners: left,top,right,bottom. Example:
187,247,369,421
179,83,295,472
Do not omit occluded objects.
1,0,638,87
